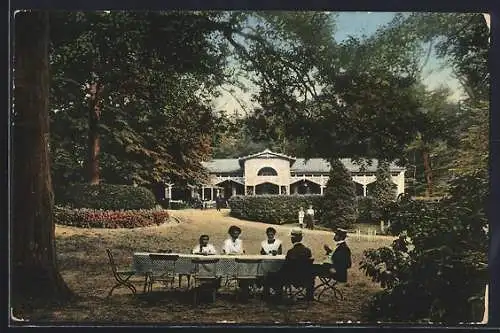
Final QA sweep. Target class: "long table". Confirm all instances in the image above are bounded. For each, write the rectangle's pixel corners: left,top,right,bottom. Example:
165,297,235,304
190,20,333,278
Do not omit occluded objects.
133,253,286,278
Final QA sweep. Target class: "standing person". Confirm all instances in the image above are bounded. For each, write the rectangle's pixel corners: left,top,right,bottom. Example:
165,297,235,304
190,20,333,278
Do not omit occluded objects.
222,225,245,254
192,235,217,255
215,194,222,211
305,204,315,230
298,207,305,229
320,228,352,282
260,227,283,255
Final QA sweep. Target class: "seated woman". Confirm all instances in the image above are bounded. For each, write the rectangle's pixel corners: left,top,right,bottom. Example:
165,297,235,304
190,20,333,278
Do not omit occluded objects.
260,227,283,255
222,225,245,255
192,234,217,255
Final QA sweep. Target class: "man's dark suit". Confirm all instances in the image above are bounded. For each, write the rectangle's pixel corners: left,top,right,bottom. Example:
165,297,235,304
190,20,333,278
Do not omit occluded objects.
264,242,314,300
331,242,351,282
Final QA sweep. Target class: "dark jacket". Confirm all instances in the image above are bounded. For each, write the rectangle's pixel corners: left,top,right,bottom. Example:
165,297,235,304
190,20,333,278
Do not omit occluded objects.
281,242,313,285
286,242,312,261
331,242,352,282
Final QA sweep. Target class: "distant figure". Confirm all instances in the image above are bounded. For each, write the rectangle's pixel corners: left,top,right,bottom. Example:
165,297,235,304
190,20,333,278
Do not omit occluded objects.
260,227,283,255
215,194,224,211
192,235,217,255
305,205,315,230
222,225,245,254
298,207,305,229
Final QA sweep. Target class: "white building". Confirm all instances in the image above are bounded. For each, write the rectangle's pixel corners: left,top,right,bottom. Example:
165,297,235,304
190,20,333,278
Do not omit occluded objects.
166,149,405,201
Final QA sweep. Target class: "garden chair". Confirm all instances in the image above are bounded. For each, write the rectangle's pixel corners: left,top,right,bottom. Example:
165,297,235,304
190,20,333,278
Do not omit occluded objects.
234,258,263,301
283,258,315,302
147,254,179,292
191,258,220,306
312,263,345,301
106,249,139,297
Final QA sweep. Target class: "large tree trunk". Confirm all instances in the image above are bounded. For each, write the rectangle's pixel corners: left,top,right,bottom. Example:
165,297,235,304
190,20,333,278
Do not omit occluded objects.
87,82,101,184
12,11,72,302
422,149,433,197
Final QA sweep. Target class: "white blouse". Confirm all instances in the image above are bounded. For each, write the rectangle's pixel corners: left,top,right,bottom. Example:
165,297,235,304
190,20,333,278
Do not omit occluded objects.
306,208,315,216
192,243,217,255
261,239,282,255
222,238,244,254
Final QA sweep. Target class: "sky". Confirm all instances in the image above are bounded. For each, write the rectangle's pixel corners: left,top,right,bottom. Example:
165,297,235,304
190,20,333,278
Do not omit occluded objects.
214,12,465,114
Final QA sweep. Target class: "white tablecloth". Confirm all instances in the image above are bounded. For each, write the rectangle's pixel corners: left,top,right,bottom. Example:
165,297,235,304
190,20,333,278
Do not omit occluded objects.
133,253,285,278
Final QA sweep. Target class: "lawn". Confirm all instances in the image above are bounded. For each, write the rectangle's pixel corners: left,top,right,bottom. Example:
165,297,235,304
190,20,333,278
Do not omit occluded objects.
16,209,394,324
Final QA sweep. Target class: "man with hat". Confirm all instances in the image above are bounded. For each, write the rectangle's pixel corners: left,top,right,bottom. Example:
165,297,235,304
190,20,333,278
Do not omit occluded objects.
263,228,314,301
321,228,352,282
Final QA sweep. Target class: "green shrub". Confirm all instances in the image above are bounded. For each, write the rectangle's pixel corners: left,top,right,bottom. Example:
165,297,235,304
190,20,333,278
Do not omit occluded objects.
56,183,157,210
54,206,169,228
319,158,357,229
360,172,488,323
228,195,323,225
356,196,376,223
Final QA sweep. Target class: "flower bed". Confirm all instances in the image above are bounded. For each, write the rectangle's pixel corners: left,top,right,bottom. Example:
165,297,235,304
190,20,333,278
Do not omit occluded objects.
54,206,170,228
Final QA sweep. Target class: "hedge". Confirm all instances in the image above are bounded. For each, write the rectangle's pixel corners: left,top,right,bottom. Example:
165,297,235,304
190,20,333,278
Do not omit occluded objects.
228,195,323,225
54,206,169,228
56,183,157,210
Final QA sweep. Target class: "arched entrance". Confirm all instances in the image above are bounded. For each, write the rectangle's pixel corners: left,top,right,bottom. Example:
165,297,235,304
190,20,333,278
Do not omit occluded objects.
255,182,279,195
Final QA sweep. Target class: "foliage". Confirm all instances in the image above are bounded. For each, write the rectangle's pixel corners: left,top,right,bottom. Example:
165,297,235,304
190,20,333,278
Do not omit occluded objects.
360,171,488,322
54,206,169,228
319,159,357,229
228,194,323,225
399,13,489,101
356,197,376,224
369,160,397,222
49,11,230,186
56,183,157,210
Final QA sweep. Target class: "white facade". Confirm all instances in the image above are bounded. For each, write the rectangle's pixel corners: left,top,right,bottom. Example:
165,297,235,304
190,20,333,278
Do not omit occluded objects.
198,149,406,200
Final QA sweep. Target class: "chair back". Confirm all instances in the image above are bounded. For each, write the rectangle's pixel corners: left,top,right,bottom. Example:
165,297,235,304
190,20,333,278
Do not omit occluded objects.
106,249,118,274
283,257,314,286
149,254,179,274
192,258,220,278
235,258,262,278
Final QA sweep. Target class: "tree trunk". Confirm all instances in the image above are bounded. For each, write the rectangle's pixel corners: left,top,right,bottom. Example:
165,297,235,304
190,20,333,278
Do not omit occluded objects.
12,11,72,303
422,149,433,197
87,82,101,184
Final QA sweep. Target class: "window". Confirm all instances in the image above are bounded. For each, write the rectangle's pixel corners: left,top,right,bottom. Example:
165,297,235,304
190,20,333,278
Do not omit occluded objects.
257,167,278,176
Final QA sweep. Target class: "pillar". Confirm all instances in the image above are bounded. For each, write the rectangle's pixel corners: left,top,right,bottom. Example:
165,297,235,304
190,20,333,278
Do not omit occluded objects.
201,186,205,200
232,184,236,196
320,186,324,195
363,184,367,197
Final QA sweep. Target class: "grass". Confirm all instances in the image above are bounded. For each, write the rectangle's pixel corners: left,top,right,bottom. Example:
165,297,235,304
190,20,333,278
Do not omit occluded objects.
16,209,394,324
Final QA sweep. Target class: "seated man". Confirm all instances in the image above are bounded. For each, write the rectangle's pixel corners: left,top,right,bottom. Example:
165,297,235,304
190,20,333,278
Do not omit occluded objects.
192,234,217,255
319,228,352,282
263,228,314,301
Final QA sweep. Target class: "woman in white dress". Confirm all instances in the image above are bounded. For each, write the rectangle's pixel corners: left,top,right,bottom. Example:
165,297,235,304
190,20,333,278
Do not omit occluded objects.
260,227,283,255
222,225,245,254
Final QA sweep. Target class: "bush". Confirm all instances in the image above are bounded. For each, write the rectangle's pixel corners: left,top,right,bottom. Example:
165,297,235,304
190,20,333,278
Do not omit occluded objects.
228,195,323,225
56,183,157,210
360,172,488,323
54,206,169,228
319,158,357,229
356,196,376,223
